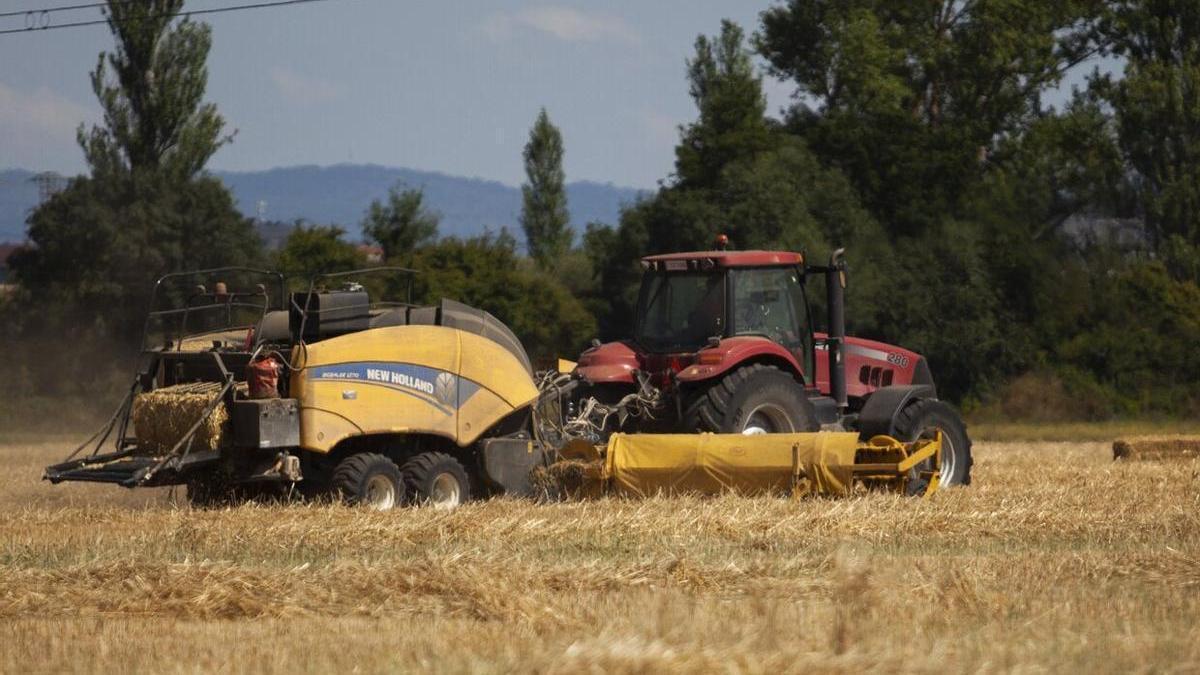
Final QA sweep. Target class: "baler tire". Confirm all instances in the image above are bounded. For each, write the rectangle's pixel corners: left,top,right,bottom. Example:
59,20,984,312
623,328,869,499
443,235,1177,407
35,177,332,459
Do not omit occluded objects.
893,399,973,486
402,452,470,509
683,363,818,434
332,453,404,510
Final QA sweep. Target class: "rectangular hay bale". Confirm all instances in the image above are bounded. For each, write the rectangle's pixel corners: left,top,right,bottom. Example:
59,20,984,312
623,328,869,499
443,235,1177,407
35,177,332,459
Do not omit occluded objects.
131,382,241,455
1113,435,1200,461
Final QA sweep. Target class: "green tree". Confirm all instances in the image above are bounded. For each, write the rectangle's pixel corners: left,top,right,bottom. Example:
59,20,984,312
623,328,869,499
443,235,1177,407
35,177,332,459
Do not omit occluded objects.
868,224,1007,402
1099,0,1200,248
1057,257,1200,415
10,0,258,343
273,224,365,283
521,108,572,268
79,0,229,180
756,0,1106,235
362,184,439,259
676,19,774,190
586,22,883,341
982,92,1129,239
410,231,595,363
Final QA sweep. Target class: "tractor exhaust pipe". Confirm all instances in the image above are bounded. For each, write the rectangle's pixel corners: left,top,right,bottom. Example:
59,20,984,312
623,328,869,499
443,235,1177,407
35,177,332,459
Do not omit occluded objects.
826,249,848,410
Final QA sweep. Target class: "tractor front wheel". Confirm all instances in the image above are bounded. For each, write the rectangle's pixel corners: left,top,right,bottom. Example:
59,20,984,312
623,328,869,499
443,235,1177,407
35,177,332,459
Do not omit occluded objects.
684,364,818,434
893,399,973,486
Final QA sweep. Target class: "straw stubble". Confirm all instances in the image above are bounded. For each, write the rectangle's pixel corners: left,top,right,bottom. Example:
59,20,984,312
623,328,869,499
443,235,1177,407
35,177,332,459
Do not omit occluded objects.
1,439,1198,673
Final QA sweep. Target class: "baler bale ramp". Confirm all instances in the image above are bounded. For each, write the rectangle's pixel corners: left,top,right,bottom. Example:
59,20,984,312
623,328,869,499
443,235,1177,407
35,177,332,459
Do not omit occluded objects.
44,267,290,490
44,353,240,488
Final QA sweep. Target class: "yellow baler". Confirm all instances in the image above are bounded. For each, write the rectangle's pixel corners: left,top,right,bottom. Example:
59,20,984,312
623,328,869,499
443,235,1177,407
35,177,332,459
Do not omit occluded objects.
292,324,539,453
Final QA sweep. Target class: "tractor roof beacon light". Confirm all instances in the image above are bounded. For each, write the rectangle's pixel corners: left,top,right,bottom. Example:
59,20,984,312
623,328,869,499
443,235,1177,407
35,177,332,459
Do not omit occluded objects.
715,234,730,251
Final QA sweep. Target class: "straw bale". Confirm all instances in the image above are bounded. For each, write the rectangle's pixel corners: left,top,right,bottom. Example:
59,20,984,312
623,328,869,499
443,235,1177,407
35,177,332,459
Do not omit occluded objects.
1113,435,1200,461
131,382,245,455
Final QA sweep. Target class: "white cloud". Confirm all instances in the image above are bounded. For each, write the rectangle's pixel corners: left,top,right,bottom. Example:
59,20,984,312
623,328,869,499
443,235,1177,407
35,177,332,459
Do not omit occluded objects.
0,82,91,171
268,67,341,105
480,6,640,45
0,82,90,141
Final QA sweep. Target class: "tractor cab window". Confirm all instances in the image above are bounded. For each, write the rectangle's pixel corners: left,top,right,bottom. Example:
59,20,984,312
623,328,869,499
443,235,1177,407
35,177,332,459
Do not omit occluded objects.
731,267,809,353
635,271,726,352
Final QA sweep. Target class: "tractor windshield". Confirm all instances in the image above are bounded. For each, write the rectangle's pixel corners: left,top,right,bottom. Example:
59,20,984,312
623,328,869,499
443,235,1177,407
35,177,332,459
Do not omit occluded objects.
730,267,807,347
634,271,725,352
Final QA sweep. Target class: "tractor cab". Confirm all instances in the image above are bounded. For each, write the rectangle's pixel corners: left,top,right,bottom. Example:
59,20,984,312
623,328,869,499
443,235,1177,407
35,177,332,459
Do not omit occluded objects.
634,250,815,380
579,249,831,393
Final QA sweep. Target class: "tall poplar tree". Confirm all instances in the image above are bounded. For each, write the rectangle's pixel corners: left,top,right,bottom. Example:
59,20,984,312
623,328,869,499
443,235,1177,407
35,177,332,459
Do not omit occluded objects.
79,0,231,180
11,0,260,342
520,108,572,268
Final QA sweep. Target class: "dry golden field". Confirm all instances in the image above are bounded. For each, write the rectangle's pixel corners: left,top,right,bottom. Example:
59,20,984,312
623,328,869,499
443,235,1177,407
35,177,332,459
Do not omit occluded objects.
1,435,1198,673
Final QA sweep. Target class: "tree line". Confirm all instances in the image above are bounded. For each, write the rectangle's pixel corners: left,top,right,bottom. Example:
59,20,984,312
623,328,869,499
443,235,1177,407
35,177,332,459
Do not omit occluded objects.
5,0,1200,421
579,2,1200,419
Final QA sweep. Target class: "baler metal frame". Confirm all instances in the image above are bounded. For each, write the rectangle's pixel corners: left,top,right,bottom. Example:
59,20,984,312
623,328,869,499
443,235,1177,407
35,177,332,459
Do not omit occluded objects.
44,267,285,487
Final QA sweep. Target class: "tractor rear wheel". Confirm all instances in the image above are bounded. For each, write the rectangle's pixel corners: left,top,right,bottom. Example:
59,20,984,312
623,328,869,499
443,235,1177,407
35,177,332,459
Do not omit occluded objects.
332,453,404,510
684,364,818,434
402,452,470,509
893,399,973,486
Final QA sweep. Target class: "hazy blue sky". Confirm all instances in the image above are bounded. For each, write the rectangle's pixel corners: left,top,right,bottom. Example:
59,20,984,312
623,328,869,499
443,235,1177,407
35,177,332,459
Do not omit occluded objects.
0,0,810,188
1,1,1111,190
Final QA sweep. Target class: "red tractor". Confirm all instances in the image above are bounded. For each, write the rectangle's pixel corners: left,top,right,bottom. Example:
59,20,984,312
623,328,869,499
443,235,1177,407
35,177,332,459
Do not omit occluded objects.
568,245,973,486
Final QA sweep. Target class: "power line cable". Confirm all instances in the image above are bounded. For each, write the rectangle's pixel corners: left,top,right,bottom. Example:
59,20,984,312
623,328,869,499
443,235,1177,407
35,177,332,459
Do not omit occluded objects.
0,0,335,36
0,3,108,19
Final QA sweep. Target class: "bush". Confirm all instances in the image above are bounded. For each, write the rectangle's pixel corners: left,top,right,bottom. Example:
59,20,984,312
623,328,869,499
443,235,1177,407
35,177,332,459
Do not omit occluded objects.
976,370,1118,423
1056,259,1200,416
403,232,597,366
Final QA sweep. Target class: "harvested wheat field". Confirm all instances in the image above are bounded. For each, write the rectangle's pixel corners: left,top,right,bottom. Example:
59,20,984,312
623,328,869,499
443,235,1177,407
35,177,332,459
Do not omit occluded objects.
1,438,1198,673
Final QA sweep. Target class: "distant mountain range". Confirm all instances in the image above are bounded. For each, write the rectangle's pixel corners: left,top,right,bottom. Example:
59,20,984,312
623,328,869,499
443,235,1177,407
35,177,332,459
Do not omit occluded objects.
0,165,646,245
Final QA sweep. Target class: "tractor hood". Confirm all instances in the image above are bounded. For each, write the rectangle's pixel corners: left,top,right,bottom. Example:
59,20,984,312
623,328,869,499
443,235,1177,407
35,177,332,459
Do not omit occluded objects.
813,334,934,400
576,340,641,384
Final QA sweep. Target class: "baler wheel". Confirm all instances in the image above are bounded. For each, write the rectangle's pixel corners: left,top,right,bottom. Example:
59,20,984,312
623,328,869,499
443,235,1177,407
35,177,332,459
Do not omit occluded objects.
332,453,404,510
402,452,470,509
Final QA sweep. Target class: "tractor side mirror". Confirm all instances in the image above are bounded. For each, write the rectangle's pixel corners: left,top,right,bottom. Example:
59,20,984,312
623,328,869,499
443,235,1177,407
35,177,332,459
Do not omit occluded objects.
830,248,847,289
